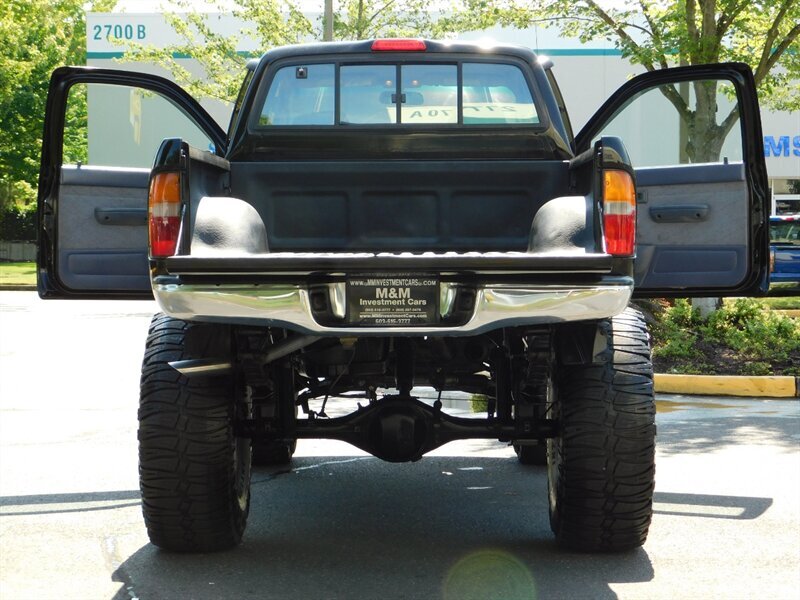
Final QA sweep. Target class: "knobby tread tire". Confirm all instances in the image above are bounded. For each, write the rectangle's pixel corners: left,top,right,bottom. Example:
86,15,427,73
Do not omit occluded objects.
138,313,251,552
548,307,656,552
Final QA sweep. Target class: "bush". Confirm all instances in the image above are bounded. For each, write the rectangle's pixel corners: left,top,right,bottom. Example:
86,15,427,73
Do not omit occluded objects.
705,300,799,363
0,204,36,241
470,394,489,413
652,297,800,375
651,299,701,360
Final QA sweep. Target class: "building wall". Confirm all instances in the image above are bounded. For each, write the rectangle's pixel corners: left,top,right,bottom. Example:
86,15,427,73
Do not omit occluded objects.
85,11,799,208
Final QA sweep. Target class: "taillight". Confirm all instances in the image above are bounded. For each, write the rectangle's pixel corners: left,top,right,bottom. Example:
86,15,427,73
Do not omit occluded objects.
371,39,427,52
148,171,181,258
602,169,636,256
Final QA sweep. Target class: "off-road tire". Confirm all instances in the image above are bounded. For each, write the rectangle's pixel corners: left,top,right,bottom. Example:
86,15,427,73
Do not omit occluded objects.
138,314,251,552
252,439,297,466
548,307,655,552
514,442,547,465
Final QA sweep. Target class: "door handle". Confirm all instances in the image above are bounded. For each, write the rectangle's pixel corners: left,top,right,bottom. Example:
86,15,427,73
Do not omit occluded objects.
648,204,709,223
94,208,147,226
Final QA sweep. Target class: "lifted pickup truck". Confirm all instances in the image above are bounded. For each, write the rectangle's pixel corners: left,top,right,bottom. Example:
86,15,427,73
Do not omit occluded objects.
38,39,769,553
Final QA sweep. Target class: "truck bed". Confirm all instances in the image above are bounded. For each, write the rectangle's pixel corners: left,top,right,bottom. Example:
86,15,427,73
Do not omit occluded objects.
224,159,572,252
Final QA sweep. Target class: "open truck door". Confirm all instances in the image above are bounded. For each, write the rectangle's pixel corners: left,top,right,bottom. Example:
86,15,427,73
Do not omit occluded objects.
37,66,226,299
577,62,770,297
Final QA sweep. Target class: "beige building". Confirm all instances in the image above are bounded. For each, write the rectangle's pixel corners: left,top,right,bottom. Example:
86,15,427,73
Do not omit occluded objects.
85,11,799,214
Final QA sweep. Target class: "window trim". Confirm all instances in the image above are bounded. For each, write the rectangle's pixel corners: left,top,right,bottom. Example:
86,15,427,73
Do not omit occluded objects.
248,55,549,133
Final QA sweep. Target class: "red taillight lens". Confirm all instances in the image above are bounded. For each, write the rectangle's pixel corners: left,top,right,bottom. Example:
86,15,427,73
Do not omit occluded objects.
603,170,636,256
148,172,181,258
371,39,427,51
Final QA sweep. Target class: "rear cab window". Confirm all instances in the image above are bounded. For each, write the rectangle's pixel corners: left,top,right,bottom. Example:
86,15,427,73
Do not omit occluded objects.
256,61,541,127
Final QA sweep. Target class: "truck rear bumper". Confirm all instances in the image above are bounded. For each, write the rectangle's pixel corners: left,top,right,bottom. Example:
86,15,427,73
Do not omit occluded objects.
153,280,633,335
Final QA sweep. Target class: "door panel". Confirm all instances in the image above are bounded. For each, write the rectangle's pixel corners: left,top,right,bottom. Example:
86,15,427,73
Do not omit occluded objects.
577,63,770,297
57,165,149,292
38,67,226,299
634,163,747,288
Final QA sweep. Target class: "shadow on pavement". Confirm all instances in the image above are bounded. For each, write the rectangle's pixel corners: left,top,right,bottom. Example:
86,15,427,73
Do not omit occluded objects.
109,456,652,600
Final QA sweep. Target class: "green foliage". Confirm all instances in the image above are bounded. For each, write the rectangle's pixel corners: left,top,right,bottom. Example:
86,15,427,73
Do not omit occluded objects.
0,262,36,286
652,298,800,375
669,298,702,328
470,394,489,413
0,180,36,211
706,298,799,363
334,0,450,40
0,203,36,241
118,0,312,103
761,293,800,310
706,297,762,332
653,328,699,360
62,84,88,166
0,0,112,214
740,361,772,376
652,300,701,359
444,0,800,162
665,362,713,375
118,0,462,103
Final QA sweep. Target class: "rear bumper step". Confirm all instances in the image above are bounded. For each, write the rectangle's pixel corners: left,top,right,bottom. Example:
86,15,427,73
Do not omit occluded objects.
164,251,614,275
153,280,633,336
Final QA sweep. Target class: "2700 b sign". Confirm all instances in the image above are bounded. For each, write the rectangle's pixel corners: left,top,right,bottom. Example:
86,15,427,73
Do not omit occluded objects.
347,276,438,326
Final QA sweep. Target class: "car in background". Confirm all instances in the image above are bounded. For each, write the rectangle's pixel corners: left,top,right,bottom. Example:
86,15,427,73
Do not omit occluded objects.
770,215,800,290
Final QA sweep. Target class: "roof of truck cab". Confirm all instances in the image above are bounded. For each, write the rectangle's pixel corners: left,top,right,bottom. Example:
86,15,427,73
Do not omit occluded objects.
257,39,540,64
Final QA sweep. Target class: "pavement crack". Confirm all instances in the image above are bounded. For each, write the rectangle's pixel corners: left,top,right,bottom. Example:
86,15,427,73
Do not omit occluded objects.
251,457,372,485
251,468,294,485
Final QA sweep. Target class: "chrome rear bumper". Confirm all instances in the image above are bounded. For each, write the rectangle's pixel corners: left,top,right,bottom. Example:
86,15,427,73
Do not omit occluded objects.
153,281,633,336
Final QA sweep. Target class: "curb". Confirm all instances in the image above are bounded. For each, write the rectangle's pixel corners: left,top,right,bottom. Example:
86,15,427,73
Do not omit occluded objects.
655,373,799,398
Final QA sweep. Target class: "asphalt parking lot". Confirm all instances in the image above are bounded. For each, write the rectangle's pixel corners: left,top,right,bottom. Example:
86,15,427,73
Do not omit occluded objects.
1,291,798,600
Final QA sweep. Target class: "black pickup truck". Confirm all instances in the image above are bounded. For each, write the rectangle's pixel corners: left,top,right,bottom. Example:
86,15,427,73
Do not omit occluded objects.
37,39,769,553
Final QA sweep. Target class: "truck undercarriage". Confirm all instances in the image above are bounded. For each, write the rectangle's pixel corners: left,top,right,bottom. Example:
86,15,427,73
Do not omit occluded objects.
214,329,561,463
138,309,656,553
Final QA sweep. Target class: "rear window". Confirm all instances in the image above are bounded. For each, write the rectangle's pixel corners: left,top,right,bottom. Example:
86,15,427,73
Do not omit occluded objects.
258,62,539,127
260,64,335,126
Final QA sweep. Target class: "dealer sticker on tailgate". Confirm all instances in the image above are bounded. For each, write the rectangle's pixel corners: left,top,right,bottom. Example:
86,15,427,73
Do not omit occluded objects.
347,276,438,326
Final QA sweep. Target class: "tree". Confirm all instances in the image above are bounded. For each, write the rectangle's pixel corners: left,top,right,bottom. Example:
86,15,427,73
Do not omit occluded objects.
119,0,313,103
119,0,457,103
333,0,446,40
0,0,115,210
444,0,800,162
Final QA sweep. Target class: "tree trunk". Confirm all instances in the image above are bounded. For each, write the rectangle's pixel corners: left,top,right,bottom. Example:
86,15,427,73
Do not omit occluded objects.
691,297,722,319
684,80,728,163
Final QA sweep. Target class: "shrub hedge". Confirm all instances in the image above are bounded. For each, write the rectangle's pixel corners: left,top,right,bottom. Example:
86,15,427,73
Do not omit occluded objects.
651,298,800,376
0,204,36,241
